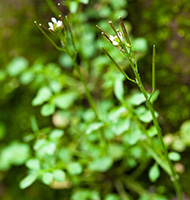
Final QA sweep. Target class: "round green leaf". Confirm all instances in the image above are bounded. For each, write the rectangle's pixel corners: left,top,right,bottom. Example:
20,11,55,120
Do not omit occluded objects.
148,164,160,182
32,87,52,106
7,57,29,76
105,194,120,200
41,103,55,116
169,152,181,161
20,71,34,84
69,1,78,13
129,93,146,106
42,172,53,185
114,78,124,102
0,123,6,140
26,159,40,171
53,169,66,182
86,122,104,134
67,162,82,175
49,129,64,141
132,38,148,52
89,157,113,172
20,173,38,189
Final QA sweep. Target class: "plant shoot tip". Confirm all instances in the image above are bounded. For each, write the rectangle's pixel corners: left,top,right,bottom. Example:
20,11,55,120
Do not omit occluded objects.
58,3,60,5
34,21,37,23
109,21,112,24
39,24,42,26
118,16,121,19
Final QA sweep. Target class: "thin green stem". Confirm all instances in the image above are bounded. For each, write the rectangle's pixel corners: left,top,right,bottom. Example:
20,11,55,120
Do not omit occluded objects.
132,67,182,200
122,176,148,196
34,22,65,52
115,181,131,200
45,0,60,16
65,15,77,52
150,45,156,99
101,47,136,84
141,141,171,175
101,30,182,198
71,57,99,119
36,20,99,120
118,16,131,46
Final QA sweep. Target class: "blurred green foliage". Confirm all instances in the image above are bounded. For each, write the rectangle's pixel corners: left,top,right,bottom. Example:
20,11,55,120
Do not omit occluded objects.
0,0,190,199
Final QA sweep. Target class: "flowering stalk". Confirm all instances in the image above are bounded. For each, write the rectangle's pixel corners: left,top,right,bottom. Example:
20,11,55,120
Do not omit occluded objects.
97,17,182,200
34,4,99,119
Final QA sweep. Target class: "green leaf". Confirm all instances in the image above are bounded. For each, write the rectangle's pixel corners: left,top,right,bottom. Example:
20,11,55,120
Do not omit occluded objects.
112,118,130,136
114,78,124,102
123,129,142,145
20,71,34,84
34,139,56,157
59,148,71,163
0,123,6,140
108,144,124,160
30,115,39,133
180,120,190,145
108,107,126,122
79,0,89,4
41,103,55,116
26,159,40,171
71,190,90,200
53,92,77,109
42,172,53,185
49,81,62,93
105,194,120,200
89,157,113,172
132,38,148,52
86,122,104,134
59,54,73,69
0,70,6,81
7,57,29,76
149,90,160,103
168,152,181,161
20,173,38,189
0,142,30,171
32,87,52,106
147,126,157,137
139,110,158,123
69,1,78,13
149,163,160,182
53,169,66,182
49,129,64,141
129,93,146,106
67,162,82,175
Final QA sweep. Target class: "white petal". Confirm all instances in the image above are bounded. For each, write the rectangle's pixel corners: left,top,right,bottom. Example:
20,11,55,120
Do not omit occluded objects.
109,35,114,42
48,22,54,30
48,22,53,27
118,32,124,43
51,17,57,24
57,20,63,27
112,41,119,46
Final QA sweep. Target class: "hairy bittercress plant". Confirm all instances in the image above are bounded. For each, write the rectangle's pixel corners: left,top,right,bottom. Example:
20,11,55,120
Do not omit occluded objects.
18,2,183,200
97,16,182,200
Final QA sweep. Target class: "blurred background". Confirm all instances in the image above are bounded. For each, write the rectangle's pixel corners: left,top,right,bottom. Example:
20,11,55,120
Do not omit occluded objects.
0,0,190,199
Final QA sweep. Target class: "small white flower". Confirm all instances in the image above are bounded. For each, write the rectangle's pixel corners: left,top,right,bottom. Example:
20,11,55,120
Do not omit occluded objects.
109,35,119,46
109,32,124,46
48,17,63,31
